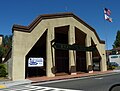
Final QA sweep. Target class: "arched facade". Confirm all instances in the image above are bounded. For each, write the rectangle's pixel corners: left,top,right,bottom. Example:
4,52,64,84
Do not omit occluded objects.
7,13,107,81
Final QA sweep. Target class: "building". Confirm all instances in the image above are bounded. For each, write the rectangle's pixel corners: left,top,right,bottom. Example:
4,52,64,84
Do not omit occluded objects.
111,47,120,54
5,13,107,81
109,54,120,66
0,35,3,45
106,47,120,55
107,47,120,66
0,35,3,63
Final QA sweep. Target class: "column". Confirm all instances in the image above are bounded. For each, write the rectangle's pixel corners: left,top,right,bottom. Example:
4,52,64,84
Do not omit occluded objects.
68,25,76,75
46,26,55,77
12,32,26,80
100,44,107,71
86,35,92,72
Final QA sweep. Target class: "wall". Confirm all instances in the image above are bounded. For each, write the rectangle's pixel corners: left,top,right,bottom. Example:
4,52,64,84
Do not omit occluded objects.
11,15,107,80
109,54,120,66
0,36,2,45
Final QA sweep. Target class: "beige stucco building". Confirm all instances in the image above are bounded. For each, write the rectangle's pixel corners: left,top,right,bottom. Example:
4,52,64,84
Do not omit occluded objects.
6,13,107,81
0,35,3,45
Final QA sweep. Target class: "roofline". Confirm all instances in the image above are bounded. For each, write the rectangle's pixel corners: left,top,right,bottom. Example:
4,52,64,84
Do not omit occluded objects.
0,35,3,37
12,12,105,44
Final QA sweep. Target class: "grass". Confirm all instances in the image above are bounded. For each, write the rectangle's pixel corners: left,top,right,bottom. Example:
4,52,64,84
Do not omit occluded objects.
0,77,5,80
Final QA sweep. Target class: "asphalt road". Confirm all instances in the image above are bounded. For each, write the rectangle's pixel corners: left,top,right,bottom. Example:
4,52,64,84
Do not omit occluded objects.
35,73,120,91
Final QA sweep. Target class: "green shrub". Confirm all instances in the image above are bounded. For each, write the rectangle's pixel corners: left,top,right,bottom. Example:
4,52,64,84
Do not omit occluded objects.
107,62,119,70
0,64,8,77
108,65,117,70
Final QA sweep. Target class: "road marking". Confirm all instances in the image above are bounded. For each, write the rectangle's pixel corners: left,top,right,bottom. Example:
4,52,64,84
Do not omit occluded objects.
0,85,83,91
0,85,6,89
95,77,103,80
113,70,120,72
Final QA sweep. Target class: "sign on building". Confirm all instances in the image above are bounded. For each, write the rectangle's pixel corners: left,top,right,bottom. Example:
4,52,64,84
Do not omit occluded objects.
52,43,96,51
109,54,120,66
28,57,44,67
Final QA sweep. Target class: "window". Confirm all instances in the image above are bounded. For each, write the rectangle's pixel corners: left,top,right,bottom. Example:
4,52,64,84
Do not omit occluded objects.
111,56,118,58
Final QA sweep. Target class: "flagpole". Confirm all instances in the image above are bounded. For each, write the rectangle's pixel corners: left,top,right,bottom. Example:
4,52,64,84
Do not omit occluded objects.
103,21,108,50
103,8,112,50
103,7,112,63
65,6,68,12
103,8,108,50
103,13,109,65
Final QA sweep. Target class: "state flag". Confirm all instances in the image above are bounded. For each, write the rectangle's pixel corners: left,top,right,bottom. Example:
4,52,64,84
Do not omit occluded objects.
104,8,112,22
104,14,112,22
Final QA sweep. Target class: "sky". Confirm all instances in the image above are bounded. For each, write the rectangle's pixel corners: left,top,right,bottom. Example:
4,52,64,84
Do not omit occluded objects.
0,0,120,50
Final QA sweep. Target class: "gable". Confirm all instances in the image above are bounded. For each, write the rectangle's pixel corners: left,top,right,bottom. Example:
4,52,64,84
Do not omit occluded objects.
12,12,105,44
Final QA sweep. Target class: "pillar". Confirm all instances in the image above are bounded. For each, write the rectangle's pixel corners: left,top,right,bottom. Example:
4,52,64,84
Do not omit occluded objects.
86,35,92,72
100,44,107,71
12,32,26,81
46,26,55,77
68,25,76,74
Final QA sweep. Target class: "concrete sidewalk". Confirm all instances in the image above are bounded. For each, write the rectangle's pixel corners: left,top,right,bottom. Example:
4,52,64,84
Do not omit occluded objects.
0,70,119,89
28,70,116,83
0,79,32,89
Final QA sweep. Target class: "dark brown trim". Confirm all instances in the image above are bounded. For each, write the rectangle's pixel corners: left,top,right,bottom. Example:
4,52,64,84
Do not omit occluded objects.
0,35,3,45
0,35,3,38
12,12,105,44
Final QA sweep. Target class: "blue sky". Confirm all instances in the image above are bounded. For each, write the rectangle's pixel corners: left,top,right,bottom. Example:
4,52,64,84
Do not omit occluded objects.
0,0,119,50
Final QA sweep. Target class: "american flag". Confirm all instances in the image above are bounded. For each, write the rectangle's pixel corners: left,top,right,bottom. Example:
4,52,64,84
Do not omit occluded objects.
104,8,112,22
104,8,111,16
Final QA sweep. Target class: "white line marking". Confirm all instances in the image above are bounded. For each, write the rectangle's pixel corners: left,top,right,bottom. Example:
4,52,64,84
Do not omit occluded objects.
95,77,103,80
0,85,84,91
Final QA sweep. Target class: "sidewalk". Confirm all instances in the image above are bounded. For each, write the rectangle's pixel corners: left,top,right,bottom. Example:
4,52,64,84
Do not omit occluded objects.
28,70,115,83
0,70,119,89
0,79,32,89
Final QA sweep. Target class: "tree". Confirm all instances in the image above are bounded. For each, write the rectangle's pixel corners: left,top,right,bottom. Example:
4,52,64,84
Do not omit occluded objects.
0,35,11,77
0,45,5,57
3,35,12,49
0,64,8,77
0,35,12,58
113,30,120,48
0,45,5,63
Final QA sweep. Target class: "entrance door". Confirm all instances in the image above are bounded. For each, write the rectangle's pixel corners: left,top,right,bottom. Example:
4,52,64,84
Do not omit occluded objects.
75,27,87,72
55,32,69,74
76,51,87,72
55,50,69,73
93,57,101,71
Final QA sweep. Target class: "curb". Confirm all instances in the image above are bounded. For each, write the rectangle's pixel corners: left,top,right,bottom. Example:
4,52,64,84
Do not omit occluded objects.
31,71,120,84
0,71,119,88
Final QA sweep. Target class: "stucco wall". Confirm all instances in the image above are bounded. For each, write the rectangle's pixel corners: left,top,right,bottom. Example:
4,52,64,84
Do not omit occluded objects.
7,58,12,79
0,36,2,45
11,16,107,80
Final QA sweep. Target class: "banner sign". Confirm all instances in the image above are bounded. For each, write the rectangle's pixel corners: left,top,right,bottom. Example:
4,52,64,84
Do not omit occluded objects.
52,43,96,51
28,58,44,67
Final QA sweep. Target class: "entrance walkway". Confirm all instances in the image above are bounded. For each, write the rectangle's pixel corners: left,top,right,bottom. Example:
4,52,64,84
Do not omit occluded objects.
28,71,113,83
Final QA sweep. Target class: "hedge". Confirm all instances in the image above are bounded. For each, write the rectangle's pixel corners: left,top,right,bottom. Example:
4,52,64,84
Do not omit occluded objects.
0,64,8,77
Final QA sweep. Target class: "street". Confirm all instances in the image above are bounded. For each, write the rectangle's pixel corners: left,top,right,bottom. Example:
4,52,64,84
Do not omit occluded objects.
36,73,120,91
1,73,120,91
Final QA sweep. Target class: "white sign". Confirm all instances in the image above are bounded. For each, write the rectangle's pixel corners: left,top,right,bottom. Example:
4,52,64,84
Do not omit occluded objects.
28,57,44,67
109,54,120,66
